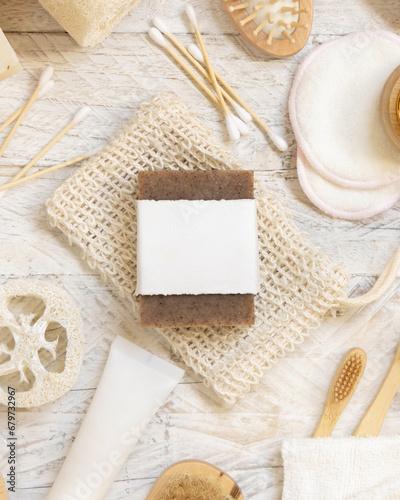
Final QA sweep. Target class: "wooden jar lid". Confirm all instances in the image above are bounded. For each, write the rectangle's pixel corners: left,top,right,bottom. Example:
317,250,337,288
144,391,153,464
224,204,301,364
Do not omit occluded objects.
380,65,400,151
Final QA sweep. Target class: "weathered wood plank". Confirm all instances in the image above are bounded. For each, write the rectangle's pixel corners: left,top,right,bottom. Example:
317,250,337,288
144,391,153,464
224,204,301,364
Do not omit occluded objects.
0,0,400,499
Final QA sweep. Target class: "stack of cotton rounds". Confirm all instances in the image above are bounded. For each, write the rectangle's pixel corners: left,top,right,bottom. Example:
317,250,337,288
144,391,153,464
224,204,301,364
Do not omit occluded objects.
289,30,400,220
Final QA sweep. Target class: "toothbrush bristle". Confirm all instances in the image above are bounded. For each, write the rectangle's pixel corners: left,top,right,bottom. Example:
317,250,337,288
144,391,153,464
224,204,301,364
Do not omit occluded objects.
334,354,364,403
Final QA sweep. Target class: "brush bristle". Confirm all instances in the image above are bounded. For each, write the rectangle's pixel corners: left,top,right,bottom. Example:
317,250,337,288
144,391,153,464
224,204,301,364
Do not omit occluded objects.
225,0,312,45
159,473,235,500
334,353,364,403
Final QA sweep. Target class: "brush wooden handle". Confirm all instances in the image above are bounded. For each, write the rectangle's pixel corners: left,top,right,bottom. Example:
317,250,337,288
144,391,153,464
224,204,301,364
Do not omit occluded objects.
313,348,366,438
354,343,400,437
313,409,342,438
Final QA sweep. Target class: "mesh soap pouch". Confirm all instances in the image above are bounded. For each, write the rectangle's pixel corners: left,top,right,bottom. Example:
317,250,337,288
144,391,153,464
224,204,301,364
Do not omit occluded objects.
46,93,400,403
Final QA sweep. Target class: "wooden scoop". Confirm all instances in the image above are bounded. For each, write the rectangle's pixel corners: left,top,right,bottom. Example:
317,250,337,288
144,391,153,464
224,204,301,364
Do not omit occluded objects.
313,348,367,438
147,459,243,499
354,341,400,437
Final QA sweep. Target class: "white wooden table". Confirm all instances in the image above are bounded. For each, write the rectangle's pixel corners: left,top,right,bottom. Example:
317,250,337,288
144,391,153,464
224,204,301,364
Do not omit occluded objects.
0,1,400,498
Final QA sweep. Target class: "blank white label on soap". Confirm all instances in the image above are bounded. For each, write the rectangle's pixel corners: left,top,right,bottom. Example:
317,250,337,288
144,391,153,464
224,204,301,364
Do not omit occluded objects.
136,199,260,296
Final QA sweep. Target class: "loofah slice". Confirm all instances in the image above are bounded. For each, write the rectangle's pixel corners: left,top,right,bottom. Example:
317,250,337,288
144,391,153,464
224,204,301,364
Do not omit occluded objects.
37,0,142,47
0,280,84,408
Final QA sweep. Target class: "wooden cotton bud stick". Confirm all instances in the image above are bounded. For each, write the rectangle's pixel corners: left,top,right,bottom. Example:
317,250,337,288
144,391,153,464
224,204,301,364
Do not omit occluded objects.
0,80,55,134
149,28,241,140
0,66,54,160
152,17,252,133
185,6,240,141
186,43,252,124
0,153,89,194
186,43,287,151
13,106,91,181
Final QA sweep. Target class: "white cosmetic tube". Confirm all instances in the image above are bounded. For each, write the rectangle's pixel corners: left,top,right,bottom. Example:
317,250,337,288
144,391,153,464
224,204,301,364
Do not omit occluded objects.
47,336,184,500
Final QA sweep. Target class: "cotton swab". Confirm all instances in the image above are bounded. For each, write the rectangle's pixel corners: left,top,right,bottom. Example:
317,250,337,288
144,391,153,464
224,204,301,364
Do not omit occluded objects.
0,66,54,160
0,153,89,194
149,28,246,139
13,106,91,182
153,17,252,124
232,114,250,135
0,80,55,134
187,44,288,152
185,5,240,141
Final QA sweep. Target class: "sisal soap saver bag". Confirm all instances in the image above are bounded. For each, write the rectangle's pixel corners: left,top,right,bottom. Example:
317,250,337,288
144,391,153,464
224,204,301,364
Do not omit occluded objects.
46,94,400,403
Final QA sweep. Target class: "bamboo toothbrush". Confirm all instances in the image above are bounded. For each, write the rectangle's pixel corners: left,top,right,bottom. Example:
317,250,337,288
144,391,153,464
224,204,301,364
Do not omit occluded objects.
12,106,91,181
0,66,54,160
186,5,240,141
354,341,400,437
152,17,252,124
0,80,55,134
313,348,367,438
149,28,248,138
187,43,288,151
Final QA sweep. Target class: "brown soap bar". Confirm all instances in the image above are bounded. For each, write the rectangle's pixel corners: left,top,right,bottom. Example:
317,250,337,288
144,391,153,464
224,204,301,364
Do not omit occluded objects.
138,170,255,328
138,170,254,200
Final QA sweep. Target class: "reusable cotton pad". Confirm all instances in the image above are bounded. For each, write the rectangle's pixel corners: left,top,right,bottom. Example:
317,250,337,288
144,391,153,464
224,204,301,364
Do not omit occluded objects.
297,148,400,220
290,29,400,189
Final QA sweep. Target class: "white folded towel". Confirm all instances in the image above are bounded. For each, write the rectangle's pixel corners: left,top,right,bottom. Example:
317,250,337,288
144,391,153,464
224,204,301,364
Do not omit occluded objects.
282,436,400,500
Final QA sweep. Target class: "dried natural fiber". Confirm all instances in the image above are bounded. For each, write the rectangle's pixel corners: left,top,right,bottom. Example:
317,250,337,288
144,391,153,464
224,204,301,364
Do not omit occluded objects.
37,0,141,47
46,93,349,403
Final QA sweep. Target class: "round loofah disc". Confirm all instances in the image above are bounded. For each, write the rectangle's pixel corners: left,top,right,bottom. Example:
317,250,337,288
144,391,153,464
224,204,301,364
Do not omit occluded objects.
0,280,84,408
290,29,400,189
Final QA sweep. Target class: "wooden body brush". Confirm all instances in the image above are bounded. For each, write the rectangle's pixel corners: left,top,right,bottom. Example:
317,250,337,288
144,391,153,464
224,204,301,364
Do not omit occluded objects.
313,348,367,438
221,0,313,57
354,341,400,437
147,460,243,500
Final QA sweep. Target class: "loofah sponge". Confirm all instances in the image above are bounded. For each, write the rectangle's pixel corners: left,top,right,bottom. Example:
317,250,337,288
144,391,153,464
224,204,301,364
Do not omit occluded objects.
0,280,84,408
37,0,142,47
